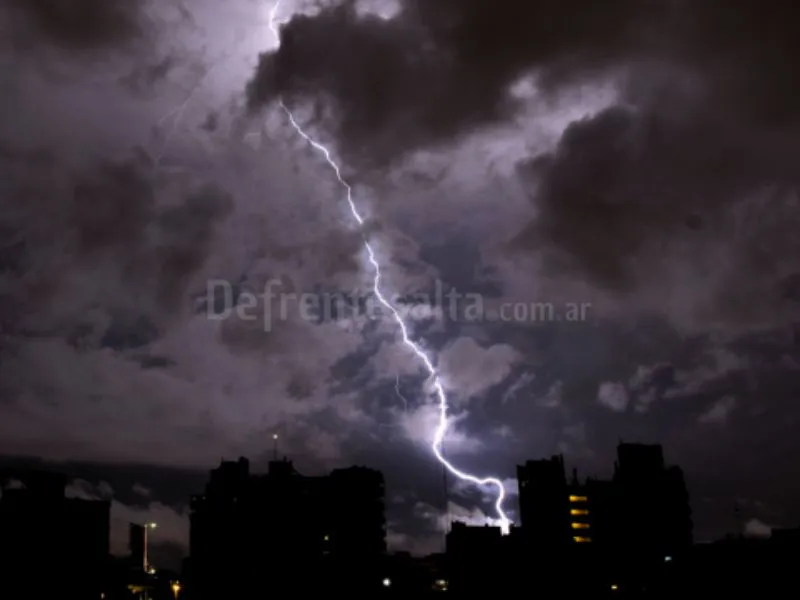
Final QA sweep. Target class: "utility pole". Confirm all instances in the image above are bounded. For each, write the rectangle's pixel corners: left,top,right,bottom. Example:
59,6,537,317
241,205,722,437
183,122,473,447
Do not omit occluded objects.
143,522,157,571
143,522,157,600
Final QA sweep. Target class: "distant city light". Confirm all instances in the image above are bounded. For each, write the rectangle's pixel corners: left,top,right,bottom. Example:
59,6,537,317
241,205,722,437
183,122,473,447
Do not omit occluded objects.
382,578,391,587
611,584,619,591
665,555,673,562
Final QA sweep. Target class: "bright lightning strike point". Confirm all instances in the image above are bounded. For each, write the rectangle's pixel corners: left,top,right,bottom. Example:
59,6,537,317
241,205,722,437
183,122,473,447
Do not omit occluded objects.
268,0,510,535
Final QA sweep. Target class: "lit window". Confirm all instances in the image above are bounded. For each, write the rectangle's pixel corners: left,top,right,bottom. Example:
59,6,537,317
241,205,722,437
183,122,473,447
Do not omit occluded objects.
571,509,589,515
572,536,592,543
569,495,588,502
571,522,590,529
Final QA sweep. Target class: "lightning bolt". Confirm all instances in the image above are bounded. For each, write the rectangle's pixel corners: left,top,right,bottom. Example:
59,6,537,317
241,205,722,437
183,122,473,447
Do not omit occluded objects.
394,375,409,413
268,0,510,534
154,23,262,167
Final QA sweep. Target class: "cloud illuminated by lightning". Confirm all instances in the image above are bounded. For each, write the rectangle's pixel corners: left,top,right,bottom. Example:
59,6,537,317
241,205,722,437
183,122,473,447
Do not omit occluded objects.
268,0,510,534
154,41,248,167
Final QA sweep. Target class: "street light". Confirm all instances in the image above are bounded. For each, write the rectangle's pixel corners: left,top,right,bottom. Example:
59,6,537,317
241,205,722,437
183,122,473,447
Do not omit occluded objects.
171,581,181,598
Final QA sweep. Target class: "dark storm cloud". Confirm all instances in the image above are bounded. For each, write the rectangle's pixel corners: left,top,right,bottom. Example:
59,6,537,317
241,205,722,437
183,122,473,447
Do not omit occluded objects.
0,150,233,338
71,160,156,257
247,0,654,166
156,184,234,310
4,0,146,51
97,313,159,351
247,1,800,329
511,104,800,291
247,0,800,175
506,73,800,331
497,1,800,330
120,55,177,95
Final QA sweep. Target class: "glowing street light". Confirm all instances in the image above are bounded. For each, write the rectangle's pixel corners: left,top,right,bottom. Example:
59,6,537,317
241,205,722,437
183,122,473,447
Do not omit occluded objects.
171,581,181,598
382,578,391,587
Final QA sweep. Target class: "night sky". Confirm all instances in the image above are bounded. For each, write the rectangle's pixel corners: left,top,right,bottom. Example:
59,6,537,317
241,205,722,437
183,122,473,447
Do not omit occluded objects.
2,0,800,567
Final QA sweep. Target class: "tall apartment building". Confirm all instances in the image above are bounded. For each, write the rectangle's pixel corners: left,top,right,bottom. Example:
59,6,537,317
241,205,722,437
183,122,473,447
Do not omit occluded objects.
517,455,571,549
0,469,110,598
611,443,693,556
189,457,386,598
517,444,692,557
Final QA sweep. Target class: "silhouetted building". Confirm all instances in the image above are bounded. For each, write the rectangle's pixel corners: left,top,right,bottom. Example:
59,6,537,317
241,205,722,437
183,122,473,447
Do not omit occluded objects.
446,522,518,594
660,533,800,597
189,457,386,597
582,478,621,547
129,523,146,570
517,444,691,553
516,456,597,551
517,455,570,549
772,526,800,543
611,443,693,559
327,465,387,589
384,552,446,594
513,443,692,592
0,469,110,598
